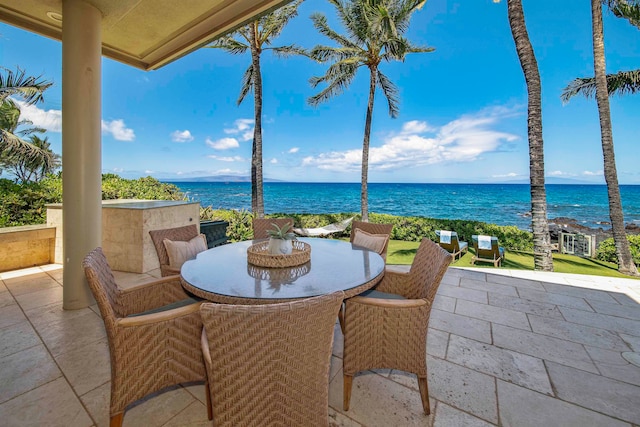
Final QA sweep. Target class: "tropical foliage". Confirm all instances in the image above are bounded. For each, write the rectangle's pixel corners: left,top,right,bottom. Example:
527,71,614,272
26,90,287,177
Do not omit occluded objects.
0,135,61,183
596,235,640,265
206,1,304,218
0,174,183,227
308,0,433,221
0,67,54,166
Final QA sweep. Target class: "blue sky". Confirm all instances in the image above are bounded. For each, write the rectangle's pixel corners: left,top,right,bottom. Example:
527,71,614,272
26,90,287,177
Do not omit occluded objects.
1,0,639,184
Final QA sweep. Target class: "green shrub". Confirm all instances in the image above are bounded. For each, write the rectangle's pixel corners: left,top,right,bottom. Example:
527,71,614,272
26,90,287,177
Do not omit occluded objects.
596,235,640,265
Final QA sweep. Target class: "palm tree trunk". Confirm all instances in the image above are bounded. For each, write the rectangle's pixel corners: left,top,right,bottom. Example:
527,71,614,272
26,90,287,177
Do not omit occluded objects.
250,23,265,219
361,66,377,222
507,0,553,271
591,0,639,276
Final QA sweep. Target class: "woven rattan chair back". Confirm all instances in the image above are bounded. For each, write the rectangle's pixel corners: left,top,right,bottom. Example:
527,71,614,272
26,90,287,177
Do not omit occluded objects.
149,224,199,276
200,291,344,427
83,247,207,427
252,217,294,239
407,238,453,301
349,221,393,260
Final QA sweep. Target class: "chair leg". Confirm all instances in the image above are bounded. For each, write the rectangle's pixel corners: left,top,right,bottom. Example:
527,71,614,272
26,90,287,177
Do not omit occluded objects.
110,413,124,427
343,374,354,411
417,376,431,415
205,381,213,420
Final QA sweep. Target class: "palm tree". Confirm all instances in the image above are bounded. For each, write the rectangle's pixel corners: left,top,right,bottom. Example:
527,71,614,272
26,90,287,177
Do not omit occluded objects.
206,1,304,218
1,135,61,183
585,0,639,275
505,0,553,271
0,67,53,164
308,0,433,221
561,1,639,101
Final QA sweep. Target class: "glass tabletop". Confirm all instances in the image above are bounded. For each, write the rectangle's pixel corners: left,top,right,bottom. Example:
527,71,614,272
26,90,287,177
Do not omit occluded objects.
180,237,385,303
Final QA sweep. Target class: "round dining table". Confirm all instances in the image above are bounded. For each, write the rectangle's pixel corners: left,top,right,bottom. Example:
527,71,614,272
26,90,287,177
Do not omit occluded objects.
180,237,385,304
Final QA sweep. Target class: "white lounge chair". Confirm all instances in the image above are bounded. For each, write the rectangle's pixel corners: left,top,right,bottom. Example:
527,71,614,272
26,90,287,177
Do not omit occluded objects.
293,217,355,237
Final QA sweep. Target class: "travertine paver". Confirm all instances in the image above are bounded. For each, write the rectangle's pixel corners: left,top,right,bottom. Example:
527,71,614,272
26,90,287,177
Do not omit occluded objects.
488,292,564,319
492,324,599,373
546,361,640,425
1,263,639,427
528,314,631,350
446,335,552,395
497,380,631,427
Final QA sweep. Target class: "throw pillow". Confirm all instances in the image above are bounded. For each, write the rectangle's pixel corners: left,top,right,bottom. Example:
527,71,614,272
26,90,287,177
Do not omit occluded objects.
352,228,389,255
163,234,207,270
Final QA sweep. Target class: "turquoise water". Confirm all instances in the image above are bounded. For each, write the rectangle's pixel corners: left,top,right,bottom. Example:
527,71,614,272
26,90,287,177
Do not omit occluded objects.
169,182,640,231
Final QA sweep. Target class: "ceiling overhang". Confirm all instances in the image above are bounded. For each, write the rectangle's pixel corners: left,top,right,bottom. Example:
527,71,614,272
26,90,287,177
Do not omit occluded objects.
0,0,292,70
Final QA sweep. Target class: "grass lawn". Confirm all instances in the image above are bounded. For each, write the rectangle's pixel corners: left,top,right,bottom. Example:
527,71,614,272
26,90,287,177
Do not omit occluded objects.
386,239,638,279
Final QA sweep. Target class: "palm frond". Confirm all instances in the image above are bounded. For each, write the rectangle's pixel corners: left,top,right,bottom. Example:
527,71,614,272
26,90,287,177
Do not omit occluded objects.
309,59,363,88
237,64,255,106
561,69,640,103
0,129,54,167
259,0,303,42
311,13,359,49
308,63,360,105
206,35,249,54
310,45,364,63
267,45,309,58
609,1,640,29
376,69,400,118
0,67,52,105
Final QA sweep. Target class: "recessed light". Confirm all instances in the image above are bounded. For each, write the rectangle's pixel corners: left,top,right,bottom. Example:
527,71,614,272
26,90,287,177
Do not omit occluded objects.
46,12,63,23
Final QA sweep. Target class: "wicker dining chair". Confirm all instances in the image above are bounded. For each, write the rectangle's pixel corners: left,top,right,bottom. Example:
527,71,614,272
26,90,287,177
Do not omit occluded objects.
200,291,344,427
349,221,394,261
342,238,451,415
149,224,201,276
82,248,208,427
252,217,294,239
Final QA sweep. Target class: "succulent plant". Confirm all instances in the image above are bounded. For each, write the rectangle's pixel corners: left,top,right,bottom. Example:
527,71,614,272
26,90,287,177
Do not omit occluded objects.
266,222,296,240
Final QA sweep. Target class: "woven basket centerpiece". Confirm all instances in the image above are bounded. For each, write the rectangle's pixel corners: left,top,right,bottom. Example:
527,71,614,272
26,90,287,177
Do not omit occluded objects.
247,240,311,268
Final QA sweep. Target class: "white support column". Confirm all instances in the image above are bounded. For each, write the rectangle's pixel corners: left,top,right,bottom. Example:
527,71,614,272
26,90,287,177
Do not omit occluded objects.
62,0,102,309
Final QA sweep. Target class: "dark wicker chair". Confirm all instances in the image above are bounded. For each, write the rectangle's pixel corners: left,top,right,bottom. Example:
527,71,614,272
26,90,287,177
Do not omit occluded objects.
349,221,394,261
342,238,451,415
200,292,344,426
82,248,208,427
252,217,294,239
149,224,201,277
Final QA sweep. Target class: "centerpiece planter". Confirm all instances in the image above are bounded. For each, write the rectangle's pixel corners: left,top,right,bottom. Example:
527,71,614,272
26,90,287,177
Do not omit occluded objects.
268,237,293,255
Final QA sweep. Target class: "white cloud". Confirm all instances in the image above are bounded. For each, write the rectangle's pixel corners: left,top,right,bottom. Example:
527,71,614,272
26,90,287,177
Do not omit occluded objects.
102,119,135,141
548,170,577,177
15,100,62,132
492,172,519,178
16,100,136,142
288,147,300,154
144,170,154,174
113,167,124,173
302,107,520,172
171,130,194,143
206,137,239,150
583,170,604,176
208,155,246,162
223,118,254,141
270,158,278,164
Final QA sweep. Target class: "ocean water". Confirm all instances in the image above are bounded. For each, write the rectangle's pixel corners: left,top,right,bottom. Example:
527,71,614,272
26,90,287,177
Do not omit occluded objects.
170,182,640,231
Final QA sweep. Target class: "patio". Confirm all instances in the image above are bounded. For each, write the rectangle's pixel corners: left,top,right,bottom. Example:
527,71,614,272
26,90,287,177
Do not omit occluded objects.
0,264,639,426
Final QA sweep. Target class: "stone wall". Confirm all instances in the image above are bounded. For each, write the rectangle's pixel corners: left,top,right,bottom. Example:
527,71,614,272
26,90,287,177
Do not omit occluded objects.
0,225,56,272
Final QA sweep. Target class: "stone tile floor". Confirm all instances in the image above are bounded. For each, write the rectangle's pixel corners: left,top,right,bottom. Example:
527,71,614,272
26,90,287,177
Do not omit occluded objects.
0,264,639,426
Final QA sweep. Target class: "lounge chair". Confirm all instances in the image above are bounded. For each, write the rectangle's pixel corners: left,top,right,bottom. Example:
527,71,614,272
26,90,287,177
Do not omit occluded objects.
436,230,468,260
471,235,505,267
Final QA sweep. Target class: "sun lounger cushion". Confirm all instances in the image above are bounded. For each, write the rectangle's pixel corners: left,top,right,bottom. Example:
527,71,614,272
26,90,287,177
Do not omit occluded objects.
352,229,389,255
439,230,452,244
163,234,207,270
478,235,492,250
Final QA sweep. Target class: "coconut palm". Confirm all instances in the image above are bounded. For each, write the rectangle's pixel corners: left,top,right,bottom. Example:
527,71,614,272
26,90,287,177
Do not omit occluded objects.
1,135,61,183
585,0,639,275
308,0,433,221
561,1,639,101
505,0,553,271
0,67,53,163
205,1,304,218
